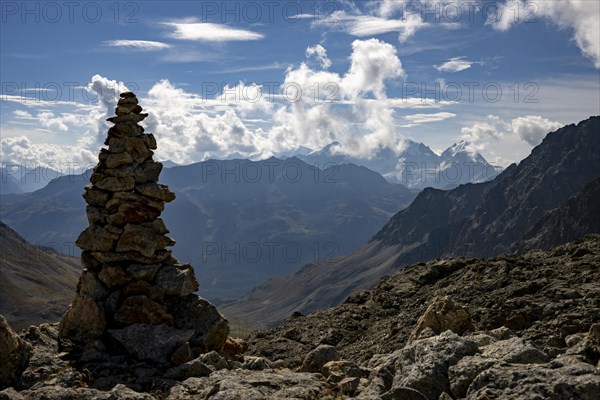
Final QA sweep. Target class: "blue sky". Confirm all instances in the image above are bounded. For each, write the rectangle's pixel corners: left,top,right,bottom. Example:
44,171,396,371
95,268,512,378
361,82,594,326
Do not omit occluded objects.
1,0,599,172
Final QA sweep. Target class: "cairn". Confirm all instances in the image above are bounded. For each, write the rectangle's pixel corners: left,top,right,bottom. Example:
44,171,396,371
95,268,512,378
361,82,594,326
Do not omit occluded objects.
59,92,229,366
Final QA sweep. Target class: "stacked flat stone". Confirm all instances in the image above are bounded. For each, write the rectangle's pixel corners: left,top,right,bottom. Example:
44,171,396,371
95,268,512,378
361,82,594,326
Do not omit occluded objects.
59,92,228,366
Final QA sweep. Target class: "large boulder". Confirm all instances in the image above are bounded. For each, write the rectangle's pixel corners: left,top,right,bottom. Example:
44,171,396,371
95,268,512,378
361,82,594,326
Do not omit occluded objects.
0,316,31,389
299,344,340,372
109,324,193,364
59,295,106,343
169,295,229,354
366,331,479,399
408,296,472,343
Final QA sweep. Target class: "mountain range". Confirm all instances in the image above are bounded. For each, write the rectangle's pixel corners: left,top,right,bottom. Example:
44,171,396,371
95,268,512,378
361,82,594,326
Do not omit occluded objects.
222,116,600,327
0,165,63,195
297,139,500,190
0,158,416,303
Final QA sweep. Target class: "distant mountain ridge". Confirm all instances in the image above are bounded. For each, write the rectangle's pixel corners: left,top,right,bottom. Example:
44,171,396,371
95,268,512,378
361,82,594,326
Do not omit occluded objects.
0,157,416,303
297,139,499,189
222,116,600,327
0,165,63,195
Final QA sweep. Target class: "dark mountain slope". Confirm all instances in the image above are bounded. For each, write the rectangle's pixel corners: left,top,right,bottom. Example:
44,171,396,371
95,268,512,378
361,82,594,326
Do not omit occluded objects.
0,221,80,329
0,173,89,247
513,177,600,252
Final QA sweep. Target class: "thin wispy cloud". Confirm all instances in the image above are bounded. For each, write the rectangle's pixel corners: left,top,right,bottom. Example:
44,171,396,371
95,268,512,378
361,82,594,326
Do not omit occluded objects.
315,11,427,43
404,112,457,124
164,21,264,42
435,57,476,73
287,14,315,20
103,40,171,51
217,63,288,74
314,8,459,44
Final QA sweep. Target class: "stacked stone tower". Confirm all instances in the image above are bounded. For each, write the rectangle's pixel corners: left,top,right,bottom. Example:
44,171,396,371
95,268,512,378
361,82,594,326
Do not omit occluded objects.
60,92,228,366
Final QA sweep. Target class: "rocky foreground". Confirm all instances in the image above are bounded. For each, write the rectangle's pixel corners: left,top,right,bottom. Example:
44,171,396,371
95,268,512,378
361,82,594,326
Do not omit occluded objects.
1,235,599,399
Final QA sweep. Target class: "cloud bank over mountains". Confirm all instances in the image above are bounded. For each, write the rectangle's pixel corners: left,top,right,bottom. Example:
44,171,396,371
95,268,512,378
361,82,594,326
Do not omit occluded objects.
0,37,567,171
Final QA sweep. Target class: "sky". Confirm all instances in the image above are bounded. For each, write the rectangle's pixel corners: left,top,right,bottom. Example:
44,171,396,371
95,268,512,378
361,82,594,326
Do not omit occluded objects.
1,0,599,173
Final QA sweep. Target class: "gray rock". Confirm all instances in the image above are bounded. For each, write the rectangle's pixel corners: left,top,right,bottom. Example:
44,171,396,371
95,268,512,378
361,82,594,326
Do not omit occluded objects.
481,337,549,364
170,295,229,353
98,266,132,288
467,359,600,399
90,249,172,264
105,152,134,169
94,175,136,192
142,133,157,150
0,388,24,399
82,185,110,207
368,331,479,400
116,224,168,257
448,354,496,398
77,270,109,301
106,192,164,213
171,342,193,366
86,206,108,225
155,265,199,296
339,376,360,395
75,225,120,252
107,202,161,226
107,137,151,163
382,386,428,400
198,351,229,371
136,183,176,202
164,359,212,380
322,360,367,383
115,104,142,115
242,356,272,370
59,295,106,343
0,315,31,389
139,160,162,183
107,113,148,124
109,324,194,364
565,323,600,365
126,264,162,281
167,369,327,399
109,122,143,137
299,344,339,372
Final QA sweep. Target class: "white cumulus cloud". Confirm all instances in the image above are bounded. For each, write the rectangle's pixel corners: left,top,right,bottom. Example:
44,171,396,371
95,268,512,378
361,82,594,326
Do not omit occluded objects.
489,0,600,68
306,44,332,69
511,115,564,146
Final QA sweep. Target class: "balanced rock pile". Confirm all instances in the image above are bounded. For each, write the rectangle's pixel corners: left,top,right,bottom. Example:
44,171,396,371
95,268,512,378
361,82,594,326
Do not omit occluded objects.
59,92,229,366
